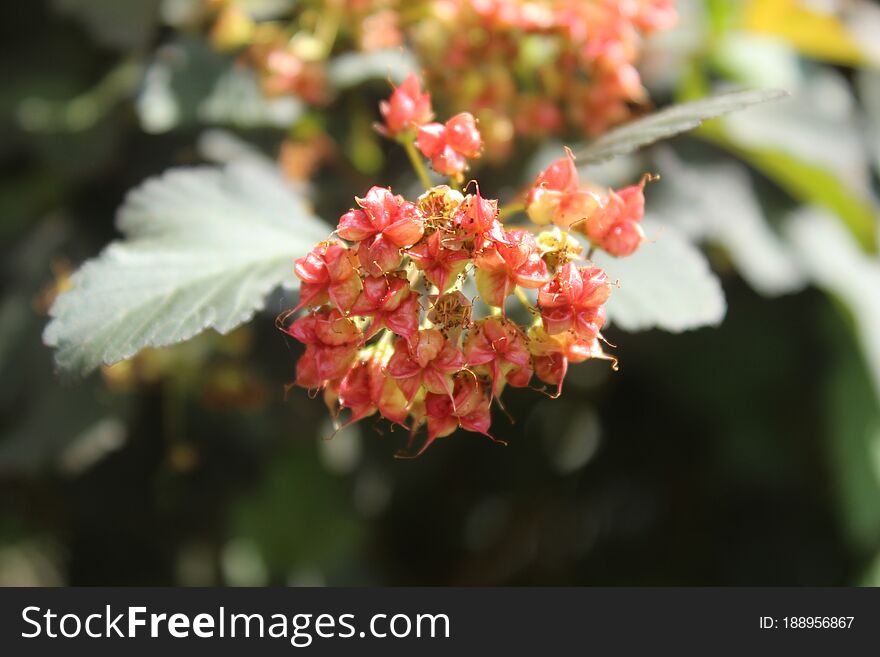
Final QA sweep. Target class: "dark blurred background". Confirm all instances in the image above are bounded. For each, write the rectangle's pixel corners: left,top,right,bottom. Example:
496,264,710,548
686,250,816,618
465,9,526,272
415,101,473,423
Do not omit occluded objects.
2,0,880,586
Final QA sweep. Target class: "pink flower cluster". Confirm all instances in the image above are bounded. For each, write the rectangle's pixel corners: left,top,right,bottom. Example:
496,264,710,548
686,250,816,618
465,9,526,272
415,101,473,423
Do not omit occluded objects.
280,77,657,456
208,2,677,162
412,0,678,156
379,74,483,181
526,151,653,257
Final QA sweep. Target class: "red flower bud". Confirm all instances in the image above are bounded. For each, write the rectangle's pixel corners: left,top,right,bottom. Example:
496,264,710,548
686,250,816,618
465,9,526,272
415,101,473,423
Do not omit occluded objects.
293,240,362,311
444,112,482,158
379,73,433,137
528,325,614,397
417,113,482,177
581,175,651,256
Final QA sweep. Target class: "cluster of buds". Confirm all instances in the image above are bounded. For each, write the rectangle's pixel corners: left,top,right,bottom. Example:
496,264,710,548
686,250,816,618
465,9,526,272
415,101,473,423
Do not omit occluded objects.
416,112,483,178
203,1,677,161
379,73,483,182
526,149,655,257
276,75,659,456
411,0,677,157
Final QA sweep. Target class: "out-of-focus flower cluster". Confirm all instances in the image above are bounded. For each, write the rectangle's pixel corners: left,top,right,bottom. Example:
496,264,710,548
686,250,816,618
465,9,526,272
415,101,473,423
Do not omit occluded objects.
279,78,651,455
203,0,677,157
412,0,677,156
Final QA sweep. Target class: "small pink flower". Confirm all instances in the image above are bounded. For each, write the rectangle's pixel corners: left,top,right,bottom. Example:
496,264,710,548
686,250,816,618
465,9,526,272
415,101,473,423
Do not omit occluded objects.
633,0,678,33
285,309,362,388
350,275,420,341
386,329,465,404
417,112,482,177
426,290,472,333
537,262,610,339
337,186,425,276
531,153,580,194
455,189,509,246
378,73,433,137
293,240,362,312
338,353,409,427
474,229,549,308
444,112,482,158
418,373,502,455
526,152,602,230
528,325,610,397
583,177,649,257
463,317,532,396
407,232,470,293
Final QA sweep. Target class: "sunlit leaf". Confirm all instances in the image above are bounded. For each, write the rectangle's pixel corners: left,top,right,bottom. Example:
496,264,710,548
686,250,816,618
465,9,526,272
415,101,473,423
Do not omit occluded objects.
721,70,873,196
587,219,727,332
858,70,880,172
575,88,788,164
137,39,303,133
43,163,330,375
702,129,878,253
652,147,805,297
327,49,418,90
743,0,872,66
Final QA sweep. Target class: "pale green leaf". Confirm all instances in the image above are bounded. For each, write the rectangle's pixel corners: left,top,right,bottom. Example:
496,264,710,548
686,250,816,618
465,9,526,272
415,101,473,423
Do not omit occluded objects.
587,219,727,332
698,72,879,252
326,49,419,90
43,163,330,375
858,69,880,173
652,148,805,297
137,39,303,134
576,88,788,164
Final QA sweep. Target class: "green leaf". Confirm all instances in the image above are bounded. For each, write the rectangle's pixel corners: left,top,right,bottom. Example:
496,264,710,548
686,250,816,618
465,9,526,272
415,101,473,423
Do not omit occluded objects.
588,219,727,332
43,163,330,375
652,147,805,297
326,49,418,90
858,70,880,173
702,131,879,253
575,88,788,164
137,39,303,134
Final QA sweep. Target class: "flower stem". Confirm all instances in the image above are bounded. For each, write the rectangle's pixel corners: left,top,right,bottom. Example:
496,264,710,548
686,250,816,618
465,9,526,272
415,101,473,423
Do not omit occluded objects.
514,287,534,312
403,139,433,190
498,203,526,221
498,201,525,221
